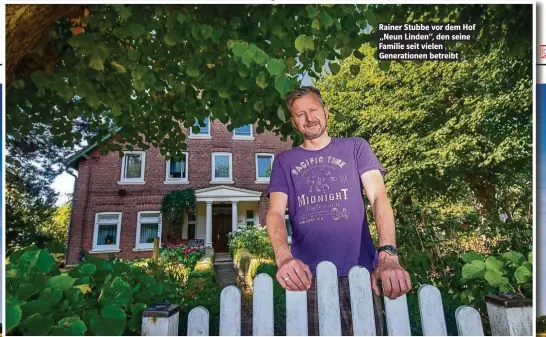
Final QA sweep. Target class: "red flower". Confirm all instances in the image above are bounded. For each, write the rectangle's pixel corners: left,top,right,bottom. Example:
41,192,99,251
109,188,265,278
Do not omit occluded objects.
161,243,167,247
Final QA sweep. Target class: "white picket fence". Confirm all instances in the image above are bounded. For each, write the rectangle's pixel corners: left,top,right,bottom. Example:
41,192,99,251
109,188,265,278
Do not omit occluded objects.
142,261,532,336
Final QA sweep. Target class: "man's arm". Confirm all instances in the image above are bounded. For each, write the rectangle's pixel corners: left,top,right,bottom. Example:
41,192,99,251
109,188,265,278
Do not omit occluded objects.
266,192,311,291
361,169,412,299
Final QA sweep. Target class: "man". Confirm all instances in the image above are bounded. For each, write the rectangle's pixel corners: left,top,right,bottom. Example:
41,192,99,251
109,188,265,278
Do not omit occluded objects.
265,86,411,336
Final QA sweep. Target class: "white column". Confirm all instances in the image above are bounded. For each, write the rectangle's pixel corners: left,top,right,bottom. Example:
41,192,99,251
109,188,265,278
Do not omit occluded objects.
232,201,238,233
205,201,213,247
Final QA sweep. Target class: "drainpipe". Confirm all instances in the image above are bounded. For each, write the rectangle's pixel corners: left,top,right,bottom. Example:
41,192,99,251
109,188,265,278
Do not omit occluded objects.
64,166,78,266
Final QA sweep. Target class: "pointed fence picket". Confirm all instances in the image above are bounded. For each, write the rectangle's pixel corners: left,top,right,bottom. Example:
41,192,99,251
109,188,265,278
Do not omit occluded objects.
143,260,530,336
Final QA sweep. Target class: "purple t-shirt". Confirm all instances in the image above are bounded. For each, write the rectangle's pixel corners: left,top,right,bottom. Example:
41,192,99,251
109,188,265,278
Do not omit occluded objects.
267,137,385,276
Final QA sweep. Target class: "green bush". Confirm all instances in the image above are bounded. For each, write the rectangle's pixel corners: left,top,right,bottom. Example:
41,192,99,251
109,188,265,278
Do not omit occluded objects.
228,225,274,260
6,245,220,336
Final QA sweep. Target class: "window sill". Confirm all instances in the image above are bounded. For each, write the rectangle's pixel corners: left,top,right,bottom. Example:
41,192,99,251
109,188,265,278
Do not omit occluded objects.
188,135,212,140
89,248,121,254
132,247,153,252
164,180,189,185
117,181,145,185
255,180,270,184
232,136,255,141
210,180,234,184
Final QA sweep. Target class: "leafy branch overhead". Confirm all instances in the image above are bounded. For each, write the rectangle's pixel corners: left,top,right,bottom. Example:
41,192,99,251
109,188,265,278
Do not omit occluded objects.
6,4,530,160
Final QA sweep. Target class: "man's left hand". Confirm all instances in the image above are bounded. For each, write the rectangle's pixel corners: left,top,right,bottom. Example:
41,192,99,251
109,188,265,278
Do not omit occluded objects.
371,253,412,300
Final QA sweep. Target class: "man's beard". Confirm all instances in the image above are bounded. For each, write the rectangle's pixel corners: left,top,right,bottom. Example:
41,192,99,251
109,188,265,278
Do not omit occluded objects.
302,120,326,140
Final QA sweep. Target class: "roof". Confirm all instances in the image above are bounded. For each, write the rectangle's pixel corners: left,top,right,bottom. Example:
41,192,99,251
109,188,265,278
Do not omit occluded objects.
64,127,122,169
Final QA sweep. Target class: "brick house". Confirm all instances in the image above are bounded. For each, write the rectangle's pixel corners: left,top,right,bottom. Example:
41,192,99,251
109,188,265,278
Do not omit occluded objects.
64,118,293,266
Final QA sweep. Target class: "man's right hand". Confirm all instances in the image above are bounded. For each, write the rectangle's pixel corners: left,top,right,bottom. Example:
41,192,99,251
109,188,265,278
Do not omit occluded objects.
275,256,312,291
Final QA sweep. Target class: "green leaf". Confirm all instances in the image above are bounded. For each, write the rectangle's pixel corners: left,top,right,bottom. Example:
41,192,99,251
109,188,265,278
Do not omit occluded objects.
127,50,140,61
90,304,127,336
129,23,145,37
232,42,248,57
462,260,485,279
133,80,145,92
200,25,213,39
254,101,265,112
502,252,525,266
514,265,531,284
256,72,269,89
52,317,87,336
74,284,93,295
274,74,294,97
111,104,122,117
39,287,63,306
306,5,319,18
254,49,270,66
379,61,391,72
329,62,341,75
20,313,54,335
30,71,50,88
528,251,533,263
187,67,200,77
353,49,365,60
176,13,186,24
312,18,321,30
320,12,335,27
277,105,288,122
46,275,76,291
266,58,286,76
484,269,508,287
462,252,484,263
99,276,132,307
79,264,96,277
242,48,256,67
295,35,315,53
350,64,360,76
89,56,105,71
164,31,177,46
6,299,22,333
128,303,147,332
485,256,504,271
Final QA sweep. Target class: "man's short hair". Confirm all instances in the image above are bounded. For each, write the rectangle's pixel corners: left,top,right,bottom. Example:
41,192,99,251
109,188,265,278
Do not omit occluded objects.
286,86,325,113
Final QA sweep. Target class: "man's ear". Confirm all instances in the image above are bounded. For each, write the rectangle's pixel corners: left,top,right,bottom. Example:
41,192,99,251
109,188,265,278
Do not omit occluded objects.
324,105,329,117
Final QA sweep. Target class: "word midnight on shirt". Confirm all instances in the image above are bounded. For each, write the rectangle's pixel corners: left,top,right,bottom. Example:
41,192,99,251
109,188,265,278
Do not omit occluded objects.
297,188,349,207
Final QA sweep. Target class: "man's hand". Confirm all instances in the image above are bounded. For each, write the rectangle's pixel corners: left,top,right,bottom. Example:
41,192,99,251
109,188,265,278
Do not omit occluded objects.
276,256,312,291
371,253,412,299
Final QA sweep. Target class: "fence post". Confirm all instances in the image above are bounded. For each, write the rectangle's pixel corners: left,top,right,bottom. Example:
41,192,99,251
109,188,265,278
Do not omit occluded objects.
153,237,160,260
141,302,179,336
485,294,532,336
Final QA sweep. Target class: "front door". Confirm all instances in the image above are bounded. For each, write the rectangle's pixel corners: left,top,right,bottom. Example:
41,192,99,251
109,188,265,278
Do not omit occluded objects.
213,214,232,253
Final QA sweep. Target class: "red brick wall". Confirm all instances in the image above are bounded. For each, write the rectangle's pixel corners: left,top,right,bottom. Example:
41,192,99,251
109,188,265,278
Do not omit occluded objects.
66,121,292,265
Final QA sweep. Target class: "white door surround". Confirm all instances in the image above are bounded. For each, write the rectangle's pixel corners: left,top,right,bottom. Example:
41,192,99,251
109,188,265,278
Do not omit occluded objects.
194,185,262,247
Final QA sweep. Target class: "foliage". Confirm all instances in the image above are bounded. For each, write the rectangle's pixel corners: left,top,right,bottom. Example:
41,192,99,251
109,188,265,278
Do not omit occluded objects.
38,202,71,245
160,189,196,243
538,316,546,333
6,245,218,336
459,251,532,308
160,243,206,279
228,224,274,260
6,167,57,255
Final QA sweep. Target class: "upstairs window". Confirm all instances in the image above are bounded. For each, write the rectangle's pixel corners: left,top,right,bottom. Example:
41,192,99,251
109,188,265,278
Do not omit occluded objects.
256,153,274,182
120,151,146,183
212,152,233,182
233,124,253,140
190,117,211,137
165,153,189,183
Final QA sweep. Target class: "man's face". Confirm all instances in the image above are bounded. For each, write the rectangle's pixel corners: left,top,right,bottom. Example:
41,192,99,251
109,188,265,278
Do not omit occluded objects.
289,94,329,140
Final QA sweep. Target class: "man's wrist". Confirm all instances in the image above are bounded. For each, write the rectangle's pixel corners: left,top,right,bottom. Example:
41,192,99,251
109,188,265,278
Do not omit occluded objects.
275,249,293,267
378,250,400,264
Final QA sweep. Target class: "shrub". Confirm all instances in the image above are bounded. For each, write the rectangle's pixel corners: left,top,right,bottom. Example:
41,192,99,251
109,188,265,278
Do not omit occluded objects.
228,225,274,260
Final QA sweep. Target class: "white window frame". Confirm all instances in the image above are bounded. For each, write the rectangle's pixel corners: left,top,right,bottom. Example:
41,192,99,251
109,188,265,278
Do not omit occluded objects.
232,124,255,140
285,211,292,244
135,211,161,250
189,117,212,139
164,152,189,184
255,153,274,183
91,212,122,253
186,212,197,240
119,151,146,184
211,152,233,183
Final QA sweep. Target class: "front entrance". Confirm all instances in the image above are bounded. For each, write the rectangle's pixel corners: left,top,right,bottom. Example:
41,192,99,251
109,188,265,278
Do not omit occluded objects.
213,213,232,253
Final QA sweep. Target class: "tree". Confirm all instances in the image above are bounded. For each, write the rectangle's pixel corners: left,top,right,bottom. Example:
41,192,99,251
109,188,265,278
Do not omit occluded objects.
7,4,531,161
39,201,71,244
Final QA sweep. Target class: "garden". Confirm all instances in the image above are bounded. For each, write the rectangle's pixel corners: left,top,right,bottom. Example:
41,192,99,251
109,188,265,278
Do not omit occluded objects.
6,242,220,336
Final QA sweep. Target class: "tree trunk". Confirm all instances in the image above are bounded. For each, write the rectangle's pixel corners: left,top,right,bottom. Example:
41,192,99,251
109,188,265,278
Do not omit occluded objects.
6,4,82,88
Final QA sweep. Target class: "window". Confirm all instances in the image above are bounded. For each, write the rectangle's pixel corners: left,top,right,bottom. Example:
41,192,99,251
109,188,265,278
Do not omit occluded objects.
246,210,255,227
255,153,274,182
189,117,211,137
212,152,233,182
285,211,292,244
120,151,146,183
233,124,254,140
92,213,122,252
165,153,189,183
136,212,161,249
187,213,196,240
